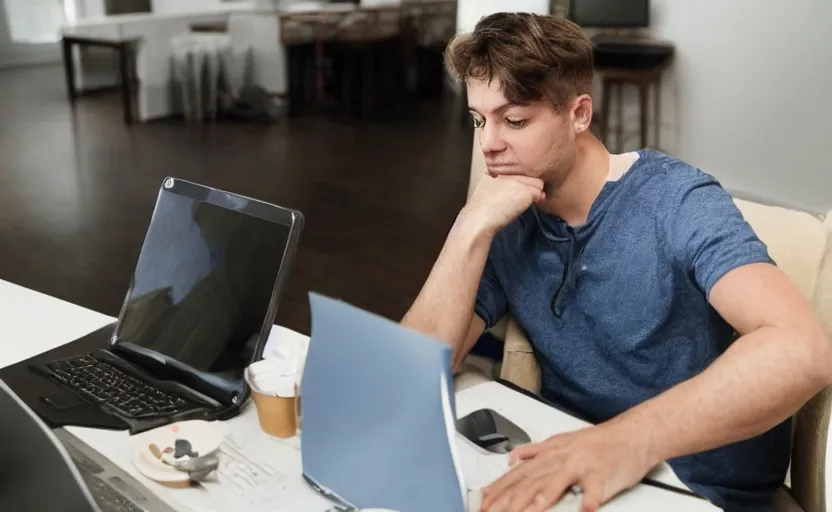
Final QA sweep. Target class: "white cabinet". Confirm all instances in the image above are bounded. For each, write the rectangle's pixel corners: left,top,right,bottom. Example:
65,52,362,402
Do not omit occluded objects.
118,12,231,120
228,10,287,95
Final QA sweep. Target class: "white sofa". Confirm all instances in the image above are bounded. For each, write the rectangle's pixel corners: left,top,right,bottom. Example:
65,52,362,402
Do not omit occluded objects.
462,134,832,512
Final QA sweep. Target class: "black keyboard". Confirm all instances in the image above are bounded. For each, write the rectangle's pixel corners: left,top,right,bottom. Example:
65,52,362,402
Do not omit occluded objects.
46,355,190,420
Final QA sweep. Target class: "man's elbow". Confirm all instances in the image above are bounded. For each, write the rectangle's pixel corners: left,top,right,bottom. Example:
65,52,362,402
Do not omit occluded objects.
814,331,832,388
799,326,832,389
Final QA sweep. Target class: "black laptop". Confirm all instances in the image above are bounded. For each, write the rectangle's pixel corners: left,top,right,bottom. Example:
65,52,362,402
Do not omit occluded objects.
28,178,304,434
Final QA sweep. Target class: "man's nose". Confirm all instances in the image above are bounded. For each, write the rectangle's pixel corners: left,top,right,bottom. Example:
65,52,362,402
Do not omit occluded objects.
479,124,506,155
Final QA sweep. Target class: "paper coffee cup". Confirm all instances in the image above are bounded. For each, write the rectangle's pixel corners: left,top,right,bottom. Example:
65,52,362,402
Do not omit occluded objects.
245,359,301,438
250,390,298,438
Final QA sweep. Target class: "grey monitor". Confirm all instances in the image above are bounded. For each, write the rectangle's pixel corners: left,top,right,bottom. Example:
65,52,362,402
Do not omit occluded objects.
0,378,99,512
569,0,650,28
0,378,178,512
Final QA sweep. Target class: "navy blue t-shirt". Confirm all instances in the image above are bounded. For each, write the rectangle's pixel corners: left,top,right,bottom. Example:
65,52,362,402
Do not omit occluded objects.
474,150,791,511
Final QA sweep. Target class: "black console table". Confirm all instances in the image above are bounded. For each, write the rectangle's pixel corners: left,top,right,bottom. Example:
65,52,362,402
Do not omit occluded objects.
61,35,142,125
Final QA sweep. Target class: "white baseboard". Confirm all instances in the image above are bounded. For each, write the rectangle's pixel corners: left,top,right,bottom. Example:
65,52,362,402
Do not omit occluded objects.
0,56,61,72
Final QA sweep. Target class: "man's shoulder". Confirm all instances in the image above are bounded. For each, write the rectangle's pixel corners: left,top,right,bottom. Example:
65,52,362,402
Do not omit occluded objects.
631,150,729,208
633,150,717,186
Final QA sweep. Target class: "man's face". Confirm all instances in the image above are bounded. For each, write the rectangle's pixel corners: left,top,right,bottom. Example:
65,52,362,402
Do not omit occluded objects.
467,78,590,184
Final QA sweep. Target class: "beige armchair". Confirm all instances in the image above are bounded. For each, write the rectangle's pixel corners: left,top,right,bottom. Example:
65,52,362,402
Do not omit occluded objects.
464,135,832,512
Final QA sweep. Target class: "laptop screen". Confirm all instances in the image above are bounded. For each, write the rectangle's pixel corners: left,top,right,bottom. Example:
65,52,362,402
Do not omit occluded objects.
112,181,296,405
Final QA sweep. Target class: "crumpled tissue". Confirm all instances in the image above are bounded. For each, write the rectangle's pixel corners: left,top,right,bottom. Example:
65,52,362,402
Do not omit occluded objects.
245,328,309,398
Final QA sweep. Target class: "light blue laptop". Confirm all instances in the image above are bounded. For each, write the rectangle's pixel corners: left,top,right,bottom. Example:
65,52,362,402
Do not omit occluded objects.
300,293,466,512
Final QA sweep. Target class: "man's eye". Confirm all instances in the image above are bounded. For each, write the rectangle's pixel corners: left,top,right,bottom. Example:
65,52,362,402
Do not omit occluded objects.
507,119,526,128
472,116,485,128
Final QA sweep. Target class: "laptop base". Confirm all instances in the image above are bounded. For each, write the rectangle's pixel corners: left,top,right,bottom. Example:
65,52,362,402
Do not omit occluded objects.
54,427,179,512
0,323,129,431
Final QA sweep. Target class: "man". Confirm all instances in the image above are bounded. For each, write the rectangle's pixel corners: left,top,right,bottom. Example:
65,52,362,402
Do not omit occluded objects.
401,12,832,512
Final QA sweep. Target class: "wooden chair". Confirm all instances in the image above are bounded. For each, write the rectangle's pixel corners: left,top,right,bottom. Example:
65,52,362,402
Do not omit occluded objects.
598,64,668,152
334,6,404,118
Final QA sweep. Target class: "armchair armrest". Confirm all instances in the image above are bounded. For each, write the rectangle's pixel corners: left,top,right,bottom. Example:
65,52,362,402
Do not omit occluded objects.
497,315,541,395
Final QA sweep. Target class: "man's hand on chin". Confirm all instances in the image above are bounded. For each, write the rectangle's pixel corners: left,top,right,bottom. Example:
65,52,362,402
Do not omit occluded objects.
479,419,658,512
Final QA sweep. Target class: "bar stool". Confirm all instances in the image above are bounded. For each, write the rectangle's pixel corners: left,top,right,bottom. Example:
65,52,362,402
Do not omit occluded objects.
171,33,250,123
334,6,403,119
281,7,353,116
597,63,670,152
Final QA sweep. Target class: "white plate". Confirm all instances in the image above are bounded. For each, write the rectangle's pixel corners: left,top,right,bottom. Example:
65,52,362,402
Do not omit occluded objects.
132,420,226,486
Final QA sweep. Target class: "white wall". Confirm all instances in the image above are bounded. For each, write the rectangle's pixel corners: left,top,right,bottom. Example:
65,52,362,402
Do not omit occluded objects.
0,2,61,68
456,0,549,33
647,0,832,213
76,0,106,17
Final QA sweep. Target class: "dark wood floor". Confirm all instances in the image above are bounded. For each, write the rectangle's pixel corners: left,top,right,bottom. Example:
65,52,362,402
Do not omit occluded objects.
0,65,474,336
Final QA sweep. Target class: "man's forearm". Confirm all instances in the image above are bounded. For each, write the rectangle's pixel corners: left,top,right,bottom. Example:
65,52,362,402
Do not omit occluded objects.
616,326,832,467
401,213,492,353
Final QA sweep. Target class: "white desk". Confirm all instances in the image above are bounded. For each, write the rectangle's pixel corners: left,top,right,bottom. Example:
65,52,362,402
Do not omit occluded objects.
0,280,112,368
457,383,716,511
0,280,717,511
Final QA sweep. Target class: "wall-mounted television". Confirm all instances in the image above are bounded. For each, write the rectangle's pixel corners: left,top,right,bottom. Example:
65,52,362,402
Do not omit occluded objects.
568,0,650,28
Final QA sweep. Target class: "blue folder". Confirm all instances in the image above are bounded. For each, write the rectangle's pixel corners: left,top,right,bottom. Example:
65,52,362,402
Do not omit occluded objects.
300,293,466,512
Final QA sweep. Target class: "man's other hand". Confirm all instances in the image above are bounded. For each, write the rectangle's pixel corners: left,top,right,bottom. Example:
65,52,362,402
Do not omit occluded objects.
460,175,545,237
480,420,658,512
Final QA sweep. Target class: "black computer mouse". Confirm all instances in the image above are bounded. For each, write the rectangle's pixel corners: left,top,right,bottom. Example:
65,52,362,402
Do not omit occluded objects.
456,408,531,454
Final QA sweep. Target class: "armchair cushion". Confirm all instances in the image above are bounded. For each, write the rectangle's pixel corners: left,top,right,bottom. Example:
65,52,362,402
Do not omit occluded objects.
499,316,541,394
774,487,807,512
732,198,827,302
789,215,832,512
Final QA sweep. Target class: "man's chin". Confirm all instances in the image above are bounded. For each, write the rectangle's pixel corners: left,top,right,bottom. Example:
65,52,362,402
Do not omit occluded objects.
487,167,525,177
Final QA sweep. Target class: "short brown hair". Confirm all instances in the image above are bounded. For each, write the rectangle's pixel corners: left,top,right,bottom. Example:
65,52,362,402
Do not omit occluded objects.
445,13,594,111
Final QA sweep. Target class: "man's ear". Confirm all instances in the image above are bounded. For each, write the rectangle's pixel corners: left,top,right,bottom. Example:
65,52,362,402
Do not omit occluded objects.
571,94,593,134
